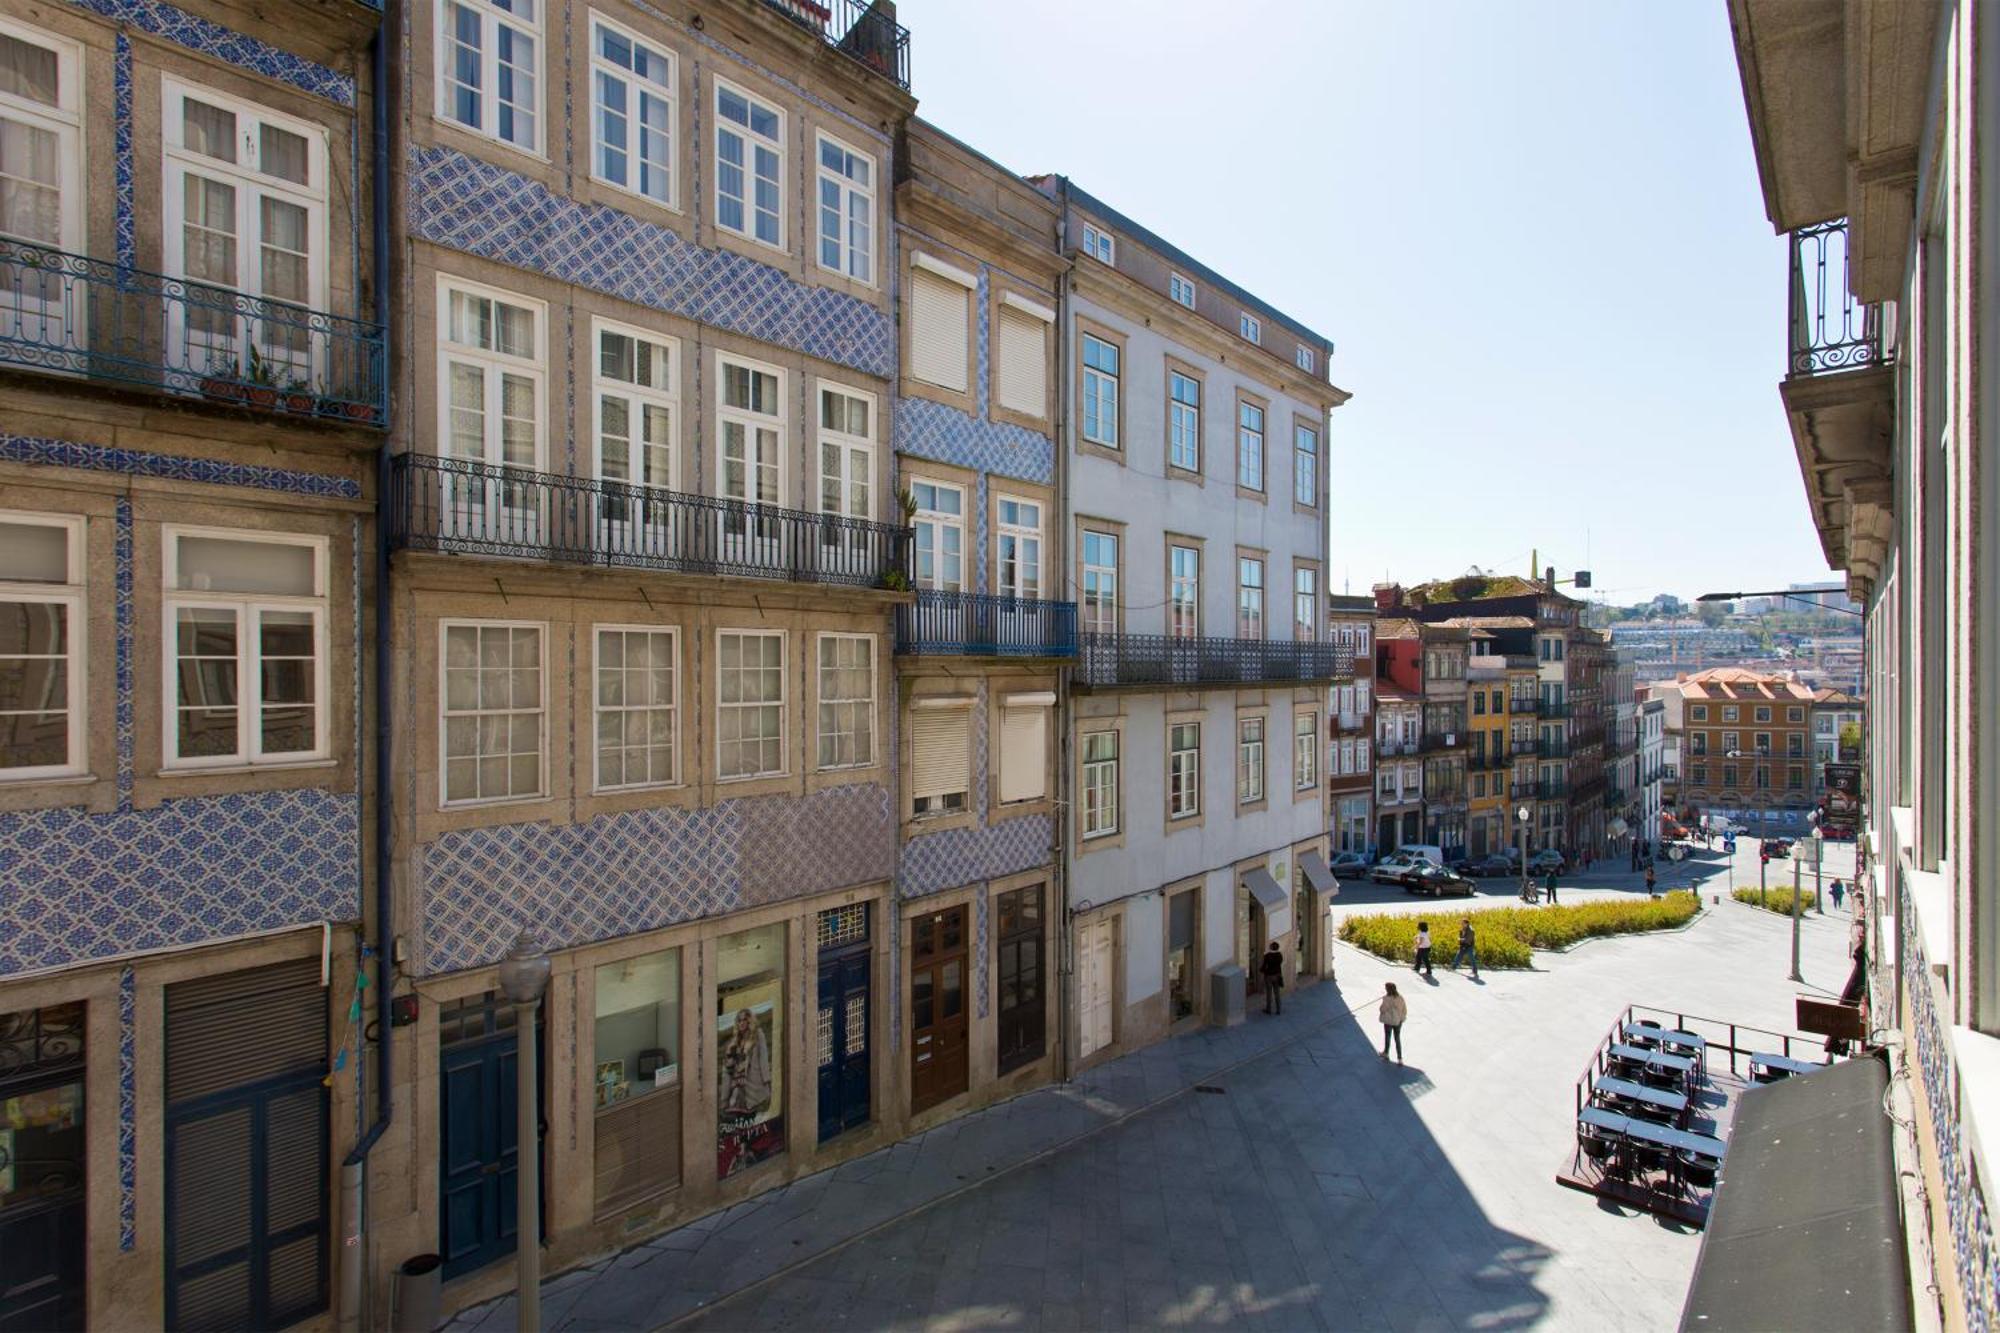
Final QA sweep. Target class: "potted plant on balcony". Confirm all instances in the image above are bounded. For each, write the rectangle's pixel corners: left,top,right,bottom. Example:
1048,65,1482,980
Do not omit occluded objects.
242,345,284,409
199,352,246,404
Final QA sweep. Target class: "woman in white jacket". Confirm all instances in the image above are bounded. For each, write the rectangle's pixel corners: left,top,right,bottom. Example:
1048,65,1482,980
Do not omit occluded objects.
1379,983,1408,1062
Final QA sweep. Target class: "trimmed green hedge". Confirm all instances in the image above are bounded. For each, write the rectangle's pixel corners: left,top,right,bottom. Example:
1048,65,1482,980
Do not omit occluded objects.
1733,886,1819,915
1338,892,1702,971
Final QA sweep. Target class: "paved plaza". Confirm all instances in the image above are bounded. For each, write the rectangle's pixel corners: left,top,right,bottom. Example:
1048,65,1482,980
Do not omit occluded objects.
450,843,1858,1332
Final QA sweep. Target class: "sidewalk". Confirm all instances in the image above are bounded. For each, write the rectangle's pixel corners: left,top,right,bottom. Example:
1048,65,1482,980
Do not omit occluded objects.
443,974,1379,1333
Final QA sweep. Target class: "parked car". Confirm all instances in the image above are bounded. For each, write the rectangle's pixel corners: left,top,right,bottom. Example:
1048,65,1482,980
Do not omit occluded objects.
1395,843,1446,867
1328,851,1369,876
1369,853,1428,886
1761,838,1794,858
1469,853,1514,878
1404,863,1476,897
1527,849,1567,875
1445,857,1475,877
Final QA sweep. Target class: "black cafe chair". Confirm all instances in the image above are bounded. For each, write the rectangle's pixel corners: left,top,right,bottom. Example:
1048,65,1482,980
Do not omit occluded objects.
1678,1152,1719,1190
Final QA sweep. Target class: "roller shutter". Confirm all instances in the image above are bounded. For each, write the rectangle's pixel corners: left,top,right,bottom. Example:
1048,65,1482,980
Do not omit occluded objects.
911,707,970,806
909,269,969,391
995,307,1046,417
998,705,1047,803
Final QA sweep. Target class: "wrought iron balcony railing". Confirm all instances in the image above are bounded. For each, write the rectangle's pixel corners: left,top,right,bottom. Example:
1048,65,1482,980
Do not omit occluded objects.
1076,633,1352,689
0,239,386,423
1537,700,1570,719
1507,697,1538,716
897,589,1075,658
388,453,910,587
1378,740,1418,757
758,0,911,89
1418,732,1462,753
1538,739,1569,758
1510,738,1538,756
1788,218,1890,377
1510,782,1538,800
1537,780,1567,800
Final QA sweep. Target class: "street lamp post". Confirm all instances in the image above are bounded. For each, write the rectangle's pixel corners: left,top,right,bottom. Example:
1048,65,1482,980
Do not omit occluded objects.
497,927,551,1333
1517,804,1532,902
1809,817,1825,916
1789,854,1805,983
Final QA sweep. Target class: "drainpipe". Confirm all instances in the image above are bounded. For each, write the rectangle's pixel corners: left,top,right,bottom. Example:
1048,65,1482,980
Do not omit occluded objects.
1054,178,1075,1082
339,20,396,1333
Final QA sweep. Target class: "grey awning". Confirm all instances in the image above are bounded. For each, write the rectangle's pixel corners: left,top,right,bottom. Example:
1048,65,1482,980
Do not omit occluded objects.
1677,1053,1911,1332
1298,850,1339,897
1242,866,1287,914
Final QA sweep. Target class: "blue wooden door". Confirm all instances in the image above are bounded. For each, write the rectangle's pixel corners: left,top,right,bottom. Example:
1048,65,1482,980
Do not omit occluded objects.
438,1033,519,1280
815,948,870,1142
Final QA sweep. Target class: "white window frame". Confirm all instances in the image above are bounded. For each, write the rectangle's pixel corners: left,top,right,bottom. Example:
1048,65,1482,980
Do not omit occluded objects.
1294,422,1319,507
1081,728,1118,838
162,526,328,771
716,627,786,781
592,624,679,792
439,275,547,472
587,12,676,208
1080,529,1117,634
1238,716,1265,804
910,479,965,593
0,511,85,779
713,75,784,249
1296,710,1318,789
995,494,1043,600
1168,272,1195,308
1295,344,1314,373
1168,370,1200,473
1168,720,1200,820
437,0,544,154
814,631,875,771
591,316,678,498
1170,544,1200,638
1237,399,1264,491
814,130,874,284
1293,567,1316,641
1237,556,1264,640
1239,312,1261,344
0,16,84,253
715,350,787,512
816,379,875,523
1357,739,1370,772
1080,222,1113,264
438,619,546,806
1080,333,1119,449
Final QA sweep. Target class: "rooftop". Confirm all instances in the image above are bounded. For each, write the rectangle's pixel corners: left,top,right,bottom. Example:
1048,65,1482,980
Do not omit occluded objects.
1673,667,1818,704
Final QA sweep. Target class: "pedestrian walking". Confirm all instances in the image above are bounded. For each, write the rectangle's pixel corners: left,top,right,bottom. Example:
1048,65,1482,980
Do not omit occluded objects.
1645,864,1657,897
1450,916,1480,979
1380,983,1407,1062
1544,868,1559,904
1830,879,1846,912
1413,921,1434,979
1260,939,1285,1015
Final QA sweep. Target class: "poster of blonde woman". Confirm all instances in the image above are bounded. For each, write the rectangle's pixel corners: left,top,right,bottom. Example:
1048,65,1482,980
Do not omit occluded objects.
715,983,783,1177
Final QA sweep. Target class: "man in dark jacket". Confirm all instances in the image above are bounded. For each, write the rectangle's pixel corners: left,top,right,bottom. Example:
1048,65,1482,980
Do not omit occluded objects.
1260,940,1286,1014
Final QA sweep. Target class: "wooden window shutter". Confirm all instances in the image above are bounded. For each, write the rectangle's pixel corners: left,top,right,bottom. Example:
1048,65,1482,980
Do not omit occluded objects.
909,269,968,391
911,707,969,802
995,307,1046,416
998,705,1046,803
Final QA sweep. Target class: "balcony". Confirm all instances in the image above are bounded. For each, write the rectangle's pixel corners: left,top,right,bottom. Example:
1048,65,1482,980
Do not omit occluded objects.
758,0,911,90
0,240,386,425
1418,732,1462,753
1509,738,1538,757
1537,739,1569,759
1508,697,1538,716
387,453,910,587
1332,712,1368,734
1537,781,1567,800
1379,740,1418,757
897,590,1075,658
1510,782,1538,801
1076,634,1350,690
1537,700,1570,719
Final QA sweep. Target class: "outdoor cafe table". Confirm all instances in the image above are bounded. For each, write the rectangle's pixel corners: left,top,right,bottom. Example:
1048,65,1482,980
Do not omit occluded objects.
1609,1043,1698,1087
1592,1075,1689,1120
1750,1051,1825,1081
1578,1105,1726,1160
1623,1024,1707,1058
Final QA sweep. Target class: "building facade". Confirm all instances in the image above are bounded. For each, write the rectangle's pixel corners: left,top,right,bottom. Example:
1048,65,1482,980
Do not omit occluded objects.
1730,2,1997,1322
0,0,385,1326
1672,668,1816,821
1639,697,1665,851
1809,687,1862,794
1373,686,1421,851
1465,650,1509,858
1604,644,1639,862
1048,175,1349,1063
1376,618,1471,858
1325,594,1375,855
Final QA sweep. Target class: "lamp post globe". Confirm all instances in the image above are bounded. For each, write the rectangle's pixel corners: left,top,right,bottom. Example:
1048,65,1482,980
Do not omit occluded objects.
498,925,552,1004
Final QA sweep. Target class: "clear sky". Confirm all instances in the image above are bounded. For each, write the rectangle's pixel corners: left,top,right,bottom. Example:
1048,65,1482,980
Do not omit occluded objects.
890,0,1838,606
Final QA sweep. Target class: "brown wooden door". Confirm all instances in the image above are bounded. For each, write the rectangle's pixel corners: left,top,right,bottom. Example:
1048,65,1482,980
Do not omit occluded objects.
909,906,968,1114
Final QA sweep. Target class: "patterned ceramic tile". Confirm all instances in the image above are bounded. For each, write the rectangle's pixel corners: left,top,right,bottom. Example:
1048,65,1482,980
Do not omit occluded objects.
114,499,134,808
70,0,356,106
113,34,133,268
0,434,362,499
898,680,1055,898
117,965,135,1250
410,146,894,379
0,791,363,977
974,890,989,1020
419,784,896,974
892,396,1055,487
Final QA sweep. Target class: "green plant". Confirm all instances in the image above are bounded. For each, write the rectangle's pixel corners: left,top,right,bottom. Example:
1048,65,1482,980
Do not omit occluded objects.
1338,892,1701,970
879,568,911,592
1732,887,1819,915
895,485,918,522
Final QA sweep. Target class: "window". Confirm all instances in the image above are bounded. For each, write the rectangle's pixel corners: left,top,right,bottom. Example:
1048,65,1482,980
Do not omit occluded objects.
1239,312,1261,344
441,281,544,486
1293,567,1316,641
1691,704,1708,722
1080,333,1119,448
593,946,681,1209
1168,272,1195,308
165,81,329,383
594,626,677,791
815,132,872,282
1721,705,1739,722
1691,734,1707,755
440,621,542,803
1755,766,1770,790
1721,730,1739,754
0,19,82,257
994,298,1049,418
1472,692,1486,716
1357,739,1370,772
1170,545,1200,638
998,696,1049,803
0,513,83,777
717,355,783,513
1295,344,1314,373
1080,531,1117,634
814,633,874,770
1237,557,1264,639
1690,764,1707,786
995,496,1042,599
1295,710,1317,789
994,885,1045,1073
716,923,785,1178
1788,706,1804,723
439,0,540,151
717,629,784,779
1722,765,1737,788
1754,732,1771,754
1166,888,1199,1023
1168,721,1200,819
1167,370,1201,473
911,702,969,815
714,78,781,247
910,481,964,592
817,384,873,521
1787,734,1804,758
166,530,325,769
589,15,673,205
908,261,971,391
1754,706,1771,723
1234,400,1270,492
1081,729,1118,837
593,321,675,513
1237,717,1265,804
1080,221,1112,263
1293,423,1318,506
1787,765,1805,790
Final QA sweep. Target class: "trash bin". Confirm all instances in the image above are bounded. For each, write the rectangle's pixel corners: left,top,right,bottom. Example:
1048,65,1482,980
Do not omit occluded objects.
1209,964,1246,1028
394,1254,442,1333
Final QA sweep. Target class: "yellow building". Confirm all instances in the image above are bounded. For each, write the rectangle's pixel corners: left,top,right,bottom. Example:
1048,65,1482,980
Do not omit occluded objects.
1466,644,1510,857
